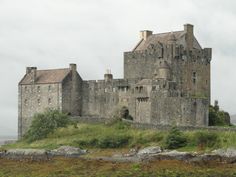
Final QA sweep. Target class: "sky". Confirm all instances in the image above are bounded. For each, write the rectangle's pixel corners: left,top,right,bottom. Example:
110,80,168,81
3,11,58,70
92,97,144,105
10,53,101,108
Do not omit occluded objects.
0,0,236,136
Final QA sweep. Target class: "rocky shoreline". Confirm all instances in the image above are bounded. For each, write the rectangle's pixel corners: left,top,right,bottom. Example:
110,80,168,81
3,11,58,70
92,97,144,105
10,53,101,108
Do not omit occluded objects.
1,146,236,164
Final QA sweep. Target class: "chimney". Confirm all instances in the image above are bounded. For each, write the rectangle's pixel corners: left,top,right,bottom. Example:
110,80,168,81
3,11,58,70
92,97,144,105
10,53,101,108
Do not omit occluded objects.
104,69,113,82
140,30,153,40
26,67,37,83
184,24,194,49
70,63,77,72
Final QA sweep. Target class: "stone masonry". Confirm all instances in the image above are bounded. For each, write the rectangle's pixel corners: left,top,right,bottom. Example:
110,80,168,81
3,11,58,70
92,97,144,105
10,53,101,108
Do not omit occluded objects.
18,24,212,138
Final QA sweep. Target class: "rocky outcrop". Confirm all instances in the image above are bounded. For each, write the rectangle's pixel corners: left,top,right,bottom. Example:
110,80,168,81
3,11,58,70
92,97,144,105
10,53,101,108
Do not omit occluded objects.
137,146,162,157
1,146,87,161
4,149,50,161
51,146,87,157
212,148,236,163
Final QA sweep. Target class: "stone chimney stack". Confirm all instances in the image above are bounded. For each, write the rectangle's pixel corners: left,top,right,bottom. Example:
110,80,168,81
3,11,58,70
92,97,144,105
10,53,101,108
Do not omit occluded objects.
26,67,37,83
184,24,194,49
104,69,113,82
140,30,153,41
70,63,77,72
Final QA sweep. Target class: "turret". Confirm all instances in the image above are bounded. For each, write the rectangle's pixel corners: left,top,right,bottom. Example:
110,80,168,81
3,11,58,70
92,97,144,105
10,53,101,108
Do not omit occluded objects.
154,61,171,80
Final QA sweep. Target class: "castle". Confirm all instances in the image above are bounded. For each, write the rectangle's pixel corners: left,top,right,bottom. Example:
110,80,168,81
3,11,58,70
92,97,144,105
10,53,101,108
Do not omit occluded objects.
18,24,212,138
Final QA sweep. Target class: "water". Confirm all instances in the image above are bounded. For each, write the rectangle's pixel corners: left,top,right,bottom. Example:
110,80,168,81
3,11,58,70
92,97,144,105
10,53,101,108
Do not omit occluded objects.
0,136,17,145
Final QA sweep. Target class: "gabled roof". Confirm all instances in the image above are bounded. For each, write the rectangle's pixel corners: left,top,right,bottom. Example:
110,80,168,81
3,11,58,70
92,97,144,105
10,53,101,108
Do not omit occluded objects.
19,68,71,85
133,30,202,51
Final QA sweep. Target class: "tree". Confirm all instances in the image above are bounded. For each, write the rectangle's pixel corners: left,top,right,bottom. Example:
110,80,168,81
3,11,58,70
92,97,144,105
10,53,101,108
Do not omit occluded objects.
24,109,70,142
209,104,231,126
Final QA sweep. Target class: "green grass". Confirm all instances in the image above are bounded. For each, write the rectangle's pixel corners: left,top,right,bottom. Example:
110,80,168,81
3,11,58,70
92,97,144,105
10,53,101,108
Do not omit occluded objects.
3,122,236,151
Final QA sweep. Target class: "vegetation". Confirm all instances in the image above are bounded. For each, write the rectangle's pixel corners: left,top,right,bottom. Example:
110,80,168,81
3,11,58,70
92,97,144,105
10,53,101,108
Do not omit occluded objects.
0,157,236,177
209,104,231,126
164,127,187,149
24,109,71,142
4,121,236,151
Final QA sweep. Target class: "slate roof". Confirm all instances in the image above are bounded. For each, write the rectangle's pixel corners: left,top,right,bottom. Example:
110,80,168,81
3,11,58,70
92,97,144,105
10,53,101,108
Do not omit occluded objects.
19,68,71,85
133,30,202,51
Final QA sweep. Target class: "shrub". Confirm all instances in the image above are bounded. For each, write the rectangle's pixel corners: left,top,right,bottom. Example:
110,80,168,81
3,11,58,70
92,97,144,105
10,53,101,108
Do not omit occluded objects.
209,105,231,126
165,127,187,149
24,109,70,142
194,131,219,148
97,134,131,148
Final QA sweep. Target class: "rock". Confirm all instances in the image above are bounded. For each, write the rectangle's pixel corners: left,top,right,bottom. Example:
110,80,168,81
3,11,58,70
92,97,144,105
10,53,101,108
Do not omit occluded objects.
137,146,162,156
0,152,3,158
5,149,50,161
212,148,236,163
157,150,194,161
212,148,236,158
189,154,222,165
51,146,87,157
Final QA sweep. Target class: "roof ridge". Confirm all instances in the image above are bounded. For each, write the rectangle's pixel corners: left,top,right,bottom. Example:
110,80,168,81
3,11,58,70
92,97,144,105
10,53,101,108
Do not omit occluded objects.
36,68,69,72
152,30,184,36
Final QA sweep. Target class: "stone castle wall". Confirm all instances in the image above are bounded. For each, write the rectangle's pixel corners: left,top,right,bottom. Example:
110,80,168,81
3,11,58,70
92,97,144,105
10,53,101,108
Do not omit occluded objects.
18,83,61,137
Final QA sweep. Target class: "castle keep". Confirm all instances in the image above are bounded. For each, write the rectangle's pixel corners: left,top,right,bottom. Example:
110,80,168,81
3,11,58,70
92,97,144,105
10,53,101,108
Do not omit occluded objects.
18,24,212,137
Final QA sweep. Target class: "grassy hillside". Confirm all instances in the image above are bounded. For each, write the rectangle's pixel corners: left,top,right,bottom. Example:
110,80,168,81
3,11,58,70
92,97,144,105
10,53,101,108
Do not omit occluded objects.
4,122,236,152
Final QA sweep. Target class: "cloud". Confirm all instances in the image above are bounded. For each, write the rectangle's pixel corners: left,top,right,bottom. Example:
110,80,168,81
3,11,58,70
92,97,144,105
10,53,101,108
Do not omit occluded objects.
0,0,236,135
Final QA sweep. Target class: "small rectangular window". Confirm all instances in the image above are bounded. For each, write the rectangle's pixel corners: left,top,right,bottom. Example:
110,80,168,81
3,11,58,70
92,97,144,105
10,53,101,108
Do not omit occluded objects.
48,98,52,105
37,98,40,105
48,85,51,92
24,99,28,105
37,86,41,93
192,72,197,84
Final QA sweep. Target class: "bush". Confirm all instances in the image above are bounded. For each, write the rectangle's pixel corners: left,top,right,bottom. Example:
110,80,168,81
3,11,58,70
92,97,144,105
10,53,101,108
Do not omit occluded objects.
209,105,231,126
194,131,219,148
24,109,70,142
98,134,131,148
165,127,187,149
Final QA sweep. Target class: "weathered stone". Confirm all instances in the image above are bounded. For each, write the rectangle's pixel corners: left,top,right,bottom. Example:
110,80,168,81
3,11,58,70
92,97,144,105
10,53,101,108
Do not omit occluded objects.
51,146,87,157
137,146,162,156
212,148,236,163
156,150,194,161
5,149,50,161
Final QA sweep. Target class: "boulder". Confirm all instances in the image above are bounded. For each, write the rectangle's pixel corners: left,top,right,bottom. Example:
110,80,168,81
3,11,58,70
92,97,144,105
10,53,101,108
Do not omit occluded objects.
157,150,194,161
212,148,236,163
137,146,162,157
51,146,87,157
5,149,50,161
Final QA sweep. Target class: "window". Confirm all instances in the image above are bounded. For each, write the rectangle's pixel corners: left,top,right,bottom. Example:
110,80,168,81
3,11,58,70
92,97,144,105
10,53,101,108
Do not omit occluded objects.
37,86,40,93
24,86,27,92
192,72,197,84
48,85,51,92
37,98,41,105
24,99,28,105
48,98,52,105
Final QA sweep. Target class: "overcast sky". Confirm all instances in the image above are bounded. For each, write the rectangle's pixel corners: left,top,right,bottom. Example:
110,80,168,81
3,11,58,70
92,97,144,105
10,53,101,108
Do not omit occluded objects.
0,0,236,136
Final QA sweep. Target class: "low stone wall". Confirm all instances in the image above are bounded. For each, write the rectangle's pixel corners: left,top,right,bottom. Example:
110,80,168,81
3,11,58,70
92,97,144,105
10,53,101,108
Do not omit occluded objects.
71,116,236,132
